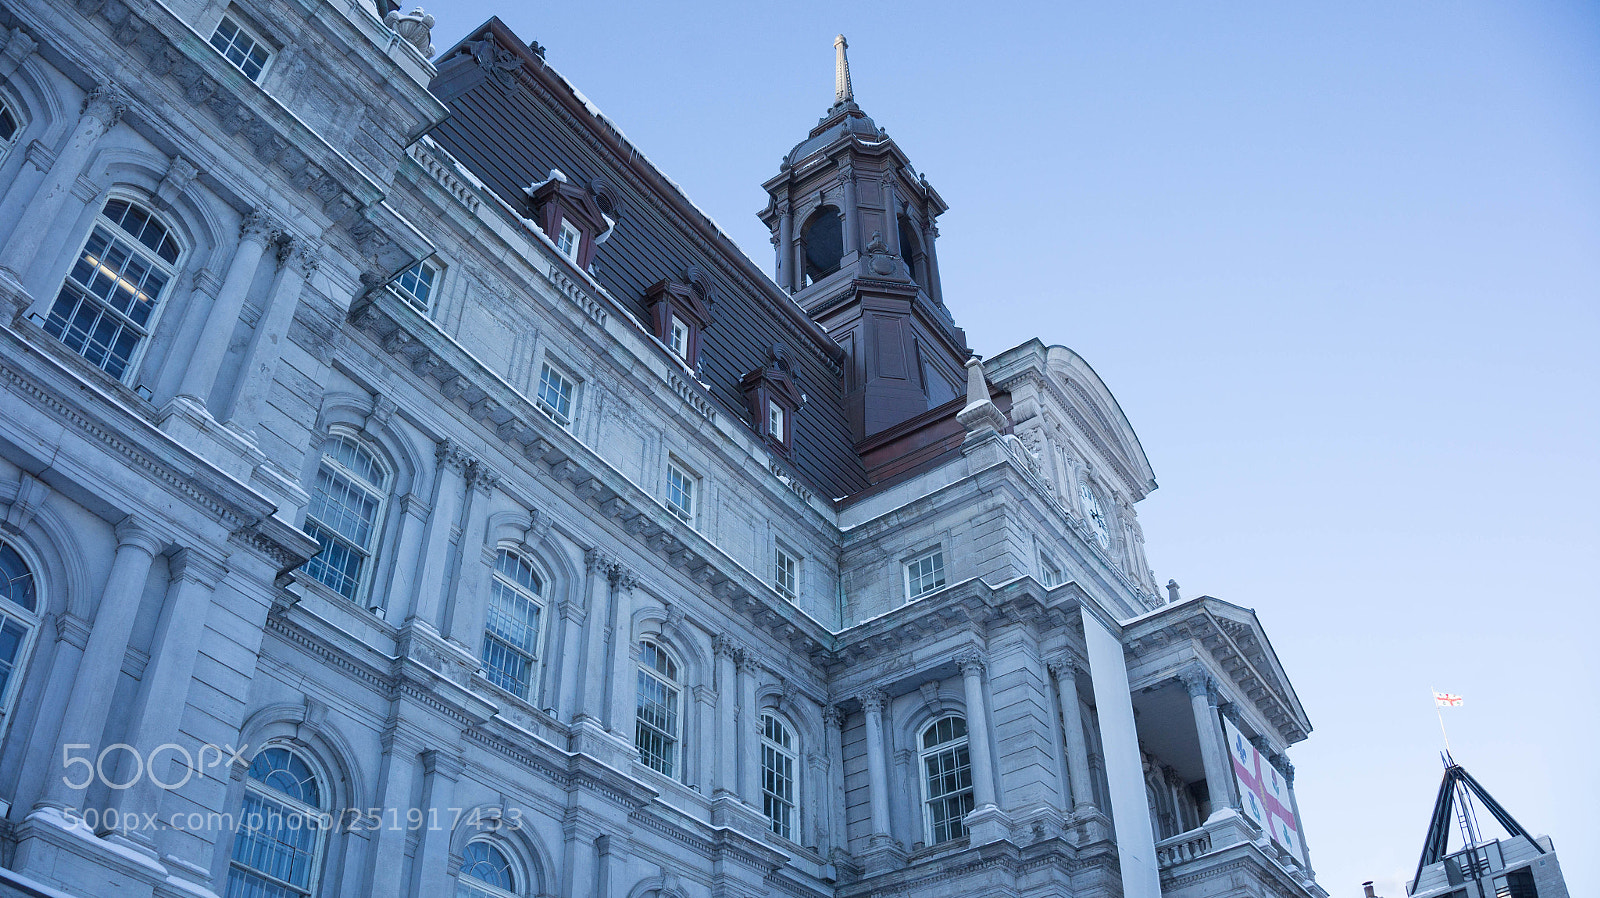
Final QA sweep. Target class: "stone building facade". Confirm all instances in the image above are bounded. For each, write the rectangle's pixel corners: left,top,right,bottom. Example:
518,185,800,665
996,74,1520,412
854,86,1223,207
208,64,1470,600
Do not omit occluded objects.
0,1,1326,896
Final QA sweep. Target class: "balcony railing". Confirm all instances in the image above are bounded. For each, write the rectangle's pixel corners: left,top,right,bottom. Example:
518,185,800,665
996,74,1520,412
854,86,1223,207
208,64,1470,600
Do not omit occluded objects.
1155,810,1324,897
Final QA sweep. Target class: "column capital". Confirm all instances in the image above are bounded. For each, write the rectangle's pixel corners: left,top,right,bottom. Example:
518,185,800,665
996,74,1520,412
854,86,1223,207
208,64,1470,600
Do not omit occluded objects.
1047,655,1083,682
81,81,129,127
114,517,164,556
466,461,500,494
822,703,845,729
734,647,759,674
585,547,615,575
858,688,887,715
420,748,464,780
955,651,987,678
238,209,279,246
1280,757,1295,784
435,438,474,473
168,547,228,587
712,632,740,660
1178,666,1212,698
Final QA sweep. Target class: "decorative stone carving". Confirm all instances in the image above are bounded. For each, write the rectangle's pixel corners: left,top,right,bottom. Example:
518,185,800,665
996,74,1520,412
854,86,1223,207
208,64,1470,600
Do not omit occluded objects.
82,81,130,127
857,689,887,715
384,7,436,57
471,37,519,90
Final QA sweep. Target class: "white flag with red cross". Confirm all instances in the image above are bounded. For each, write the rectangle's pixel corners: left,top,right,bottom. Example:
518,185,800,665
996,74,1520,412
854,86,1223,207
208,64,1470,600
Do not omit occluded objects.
1433,692,1463,708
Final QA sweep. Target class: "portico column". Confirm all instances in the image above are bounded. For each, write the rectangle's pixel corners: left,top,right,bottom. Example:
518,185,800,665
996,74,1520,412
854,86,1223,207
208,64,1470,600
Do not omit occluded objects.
1181,668,1235,816
881,177,901,257
604,565,637,734
775,200,793,291
859,689,892,840
409,440,471,626
823,705,847,856
411,750,463,898
957,654,998,810
737,650,760,804
1282,759,1313,874
5,82,127,295
921,218,944,306
225,239,318,430
713,636,739,796
35,518,162,811
1049,658,1096,813
175,210,279,407
443,464,498,649
105,549,227,845
576,549,614,725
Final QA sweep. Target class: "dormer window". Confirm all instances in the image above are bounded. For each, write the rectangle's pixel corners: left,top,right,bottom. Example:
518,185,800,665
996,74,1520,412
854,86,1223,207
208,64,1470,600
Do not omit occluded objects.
556,219,581,262
645,278,711,371
210,13,273,82
742,346,803,454
524,170,607,270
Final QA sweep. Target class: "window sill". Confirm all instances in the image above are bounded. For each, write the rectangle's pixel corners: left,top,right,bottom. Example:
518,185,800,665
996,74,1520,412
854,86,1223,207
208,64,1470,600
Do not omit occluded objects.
10,312,159,421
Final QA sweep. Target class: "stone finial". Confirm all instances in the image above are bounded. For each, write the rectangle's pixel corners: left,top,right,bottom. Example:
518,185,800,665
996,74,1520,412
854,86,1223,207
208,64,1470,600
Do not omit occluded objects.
385,7,436,57
956,355,1006,436
1166,579,1181,603
833,34,853,106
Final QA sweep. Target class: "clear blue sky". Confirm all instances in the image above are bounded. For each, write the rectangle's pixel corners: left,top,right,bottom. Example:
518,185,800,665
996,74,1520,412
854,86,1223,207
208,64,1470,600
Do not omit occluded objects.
425,2,1599,894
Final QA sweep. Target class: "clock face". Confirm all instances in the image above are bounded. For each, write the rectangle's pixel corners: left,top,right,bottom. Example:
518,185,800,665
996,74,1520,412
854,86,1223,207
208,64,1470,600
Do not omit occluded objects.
1079,481,1110,547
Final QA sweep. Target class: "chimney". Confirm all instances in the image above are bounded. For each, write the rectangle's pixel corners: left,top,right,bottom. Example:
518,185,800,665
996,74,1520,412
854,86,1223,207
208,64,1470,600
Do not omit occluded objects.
1363,882,1377,898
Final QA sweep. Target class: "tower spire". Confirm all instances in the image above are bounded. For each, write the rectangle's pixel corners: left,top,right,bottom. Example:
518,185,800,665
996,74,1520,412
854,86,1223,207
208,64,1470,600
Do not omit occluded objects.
834,34,853,106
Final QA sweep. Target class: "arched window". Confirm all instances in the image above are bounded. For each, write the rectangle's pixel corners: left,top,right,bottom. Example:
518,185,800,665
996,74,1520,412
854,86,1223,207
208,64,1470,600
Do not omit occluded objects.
226,747,328,898
482,549,544,700
800,205,843,285
0,97,19,165
760,713,797,840
1078,479,1110,548
302,434,389,602
456,839,519,898
897,215,925,289
634,640,681,777
44,198,180,381
0,542,39,728
920,715,974,846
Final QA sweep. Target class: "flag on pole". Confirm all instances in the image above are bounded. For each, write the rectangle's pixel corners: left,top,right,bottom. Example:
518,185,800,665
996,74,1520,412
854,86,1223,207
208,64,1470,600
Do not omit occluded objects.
1433,691,1463,708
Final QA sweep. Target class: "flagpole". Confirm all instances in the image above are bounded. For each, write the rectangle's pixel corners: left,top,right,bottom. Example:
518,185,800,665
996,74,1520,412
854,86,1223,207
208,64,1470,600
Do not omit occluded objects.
1432,688,1453,757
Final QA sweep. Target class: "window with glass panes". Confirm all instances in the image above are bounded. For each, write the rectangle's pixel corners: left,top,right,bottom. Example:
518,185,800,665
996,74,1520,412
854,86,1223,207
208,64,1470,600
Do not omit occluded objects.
0,543,37,727
635,641,681,776
301,435,387,601
921,715,974,845
391,259,438,311
666,463,695,523
45,199,179,381
773,546,797,601
761,714,796,840
481,551,543,700
455,840,518,898
0,99,18,165
209,15,272,81
767,401,786,442
225,747,326,898
535,362,574,427
556,220,580,261
906,550,946,600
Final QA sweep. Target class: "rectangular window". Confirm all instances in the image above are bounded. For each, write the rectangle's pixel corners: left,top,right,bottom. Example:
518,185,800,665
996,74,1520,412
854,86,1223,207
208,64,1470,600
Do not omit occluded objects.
669,318,689,362
1040,554,1063,588
666,462,696,524
535,361,575,428
556,219,581,262
906,549,947,600
390,259,438,312
209,15,272,82
773,546,798,601
768,402,786,443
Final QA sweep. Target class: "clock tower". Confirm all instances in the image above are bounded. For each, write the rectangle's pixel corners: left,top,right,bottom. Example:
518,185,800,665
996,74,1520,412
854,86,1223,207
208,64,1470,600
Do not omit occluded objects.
760,36,970,443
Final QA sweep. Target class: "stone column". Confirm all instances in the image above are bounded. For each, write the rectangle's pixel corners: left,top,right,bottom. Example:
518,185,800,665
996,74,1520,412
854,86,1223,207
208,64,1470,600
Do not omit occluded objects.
1049,658,1096,813
805,749,826,849
921,218,944,306
553,596,587,720
823,705,847,855
737,650,760,804
957,654,998,810
839,164,858,257
775,201,793,291
225,239,318,431
105,549,226,845
443,464,498,650
35,519,162,811
713,636,739,796
1181,668,1235,817
576,550,613,725
0,26,38,82
365,732,421,897
860,689,892,841
5,83,127,295
411,750,463,898
1282,758,1313,874
409,441,472,627
175,210,279,407
604,565,637,735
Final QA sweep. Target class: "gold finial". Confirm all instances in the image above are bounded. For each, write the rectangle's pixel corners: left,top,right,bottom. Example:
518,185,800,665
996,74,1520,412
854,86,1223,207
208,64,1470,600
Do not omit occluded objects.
834,34,853,106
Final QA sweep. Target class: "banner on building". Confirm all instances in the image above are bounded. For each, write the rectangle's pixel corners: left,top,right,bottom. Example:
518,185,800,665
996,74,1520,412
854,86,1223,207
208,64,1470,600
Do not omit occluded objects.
1223,717,1305,864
